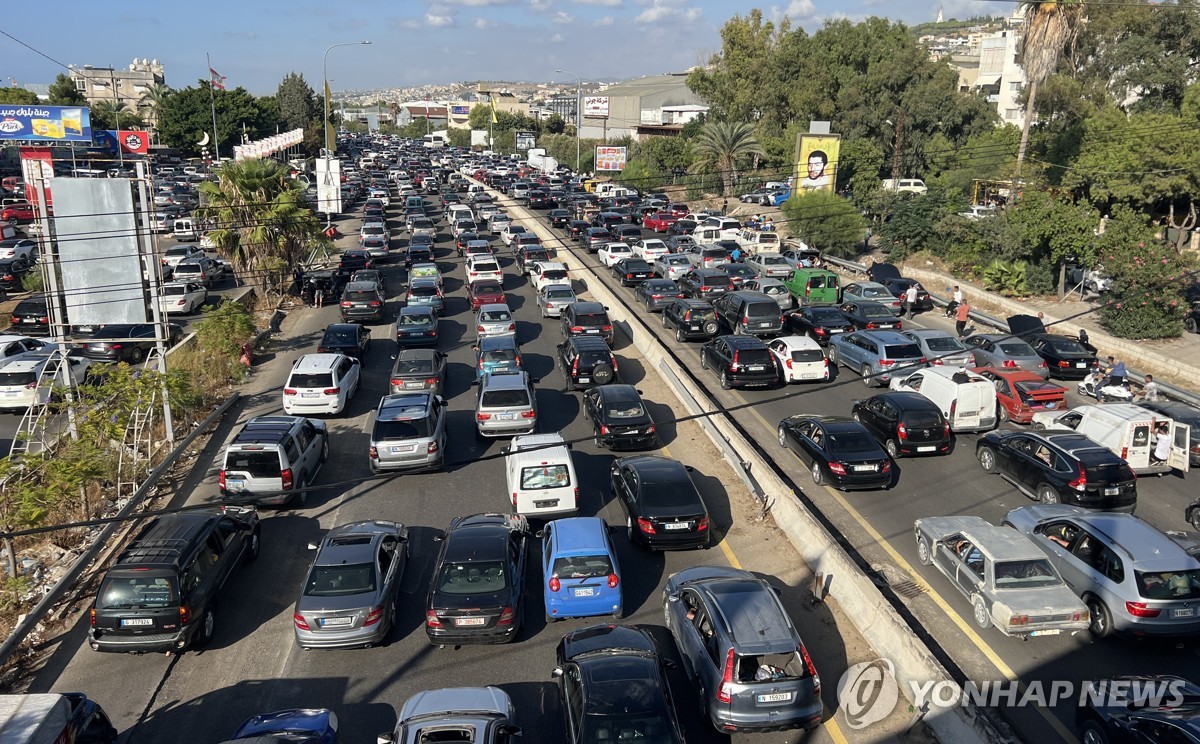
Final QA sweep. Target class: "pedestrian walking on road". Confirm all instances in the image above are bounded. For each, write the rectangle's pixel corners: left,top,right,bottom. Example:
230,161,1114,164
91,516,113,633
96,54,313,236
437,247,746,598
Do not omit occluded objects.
904,285,918,319
955,299,971,337
1140,374,1159,402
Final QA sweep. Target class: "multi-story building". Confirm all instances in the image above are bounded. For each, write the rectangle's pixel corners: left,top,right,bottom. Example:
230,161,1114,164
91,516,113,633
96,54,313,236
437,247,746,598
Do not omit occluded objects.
576,73,704,142
941,9,1029,127
69,59,166,125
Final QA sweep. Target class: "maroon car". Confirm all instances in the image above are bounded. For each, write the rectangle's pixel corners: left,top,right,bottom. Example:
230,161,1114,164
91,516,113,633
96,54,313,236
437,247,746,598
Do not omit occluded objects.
643,212,679,232
468,280,507,311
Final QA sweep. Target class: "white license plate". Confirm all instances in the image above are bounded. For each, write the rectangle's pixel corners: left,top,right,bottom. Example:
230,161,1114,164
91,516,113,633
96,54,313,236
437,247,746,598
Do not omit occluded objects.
800,372,821,379
391,445,415,453
1174,608,1196,618
573,587,596,597
584,329,599,334
830,329,844,334
535,499,559,508
301,392,319,398
319,616,354,628
4,391,20,397
577,377,590,384
226,478,246,492
404,382,424,389
497,413,514,420
662,522,690,530
746,365,765,372
455,617,487,627
757,692,792,703
121,618,153,626
1076,362,1087,368
917,446,936,452
1030,629,1061,637
1104,487,1119,496
853,465,876,472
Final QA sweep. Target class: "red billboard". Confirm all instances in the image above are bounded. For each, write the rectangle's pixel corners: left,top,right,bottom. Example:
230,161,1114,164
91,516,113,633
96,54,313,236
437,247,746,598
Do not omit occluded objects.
19,146,54,210
117,130,149,155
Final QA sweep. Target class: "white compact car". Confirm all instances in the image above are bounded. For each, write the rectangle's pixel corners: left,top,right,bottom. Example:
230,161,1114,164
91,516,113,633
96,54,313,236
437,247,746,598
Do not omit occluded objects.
767,335,830,384
282,353,362,416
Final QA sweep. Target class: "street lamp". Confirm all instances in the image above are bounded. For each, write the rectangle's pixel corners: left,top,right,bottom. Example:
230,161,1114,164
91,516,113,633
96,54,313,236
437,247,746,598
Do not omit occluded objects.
323,41,371,156
555,69,581,174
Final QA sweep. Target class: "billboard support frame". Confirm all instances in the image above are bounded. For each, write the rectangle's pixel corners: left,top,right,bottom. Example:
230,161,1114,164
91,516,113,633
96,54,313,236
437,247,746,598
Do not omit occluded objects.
134,160,174,443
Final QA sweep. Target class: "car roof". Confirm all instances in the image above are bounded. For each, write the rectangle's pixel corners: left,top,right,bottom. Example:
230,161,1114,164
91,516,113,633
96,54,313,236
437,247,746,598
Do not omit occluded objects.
479,334,518,350
569,301,606,313
615,455,689,484
292,353,344,371
399,305,436,316
316,522,397,565
1038,430,1114,454
445,518,510,562
593,384,642,404
550,517,610,553
481,371,530,389
698,575,797,653
854,330,912,344
1068,514,1200,571
875,391,943,411
569,336,611,350
721,335,768,349
478,303,511,313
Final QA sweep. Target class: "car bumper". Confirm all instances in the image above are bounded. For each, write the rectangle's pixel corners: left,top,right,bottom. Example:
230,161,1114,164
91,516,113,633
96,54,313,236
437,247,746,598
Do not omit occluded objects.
425,623,518,645
896,441,951,456
370,452,442,472
998,620,1090,638
727,372,778,389
828,470,892,490
546,596,622,620
599,432,659,451
295,622,390,649
643,530,709,551
220,487,298,506
396,334,438,347
1048,365,1093,379
782,368,829,383
283,399,344,415
88,626,195,653
1115,616,1200,638
390,380,441,395
711,705,823,734
477,421,537,437
342,310,385,322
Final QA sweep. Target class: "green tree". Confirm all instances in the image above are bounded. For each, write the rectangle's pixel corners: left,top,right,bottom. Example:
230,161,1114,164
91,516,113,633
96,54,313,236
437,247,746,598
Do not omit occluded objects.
688,121,764,196
157,81,276,157
877,192,951,258
275,72,320,133
197,159,327,297
687,10,794,133
448,128,471,148
1097,210,1196,338
47,74,84,105
781,191,866,257
137,83,173,138
1015,0,1085,177
89,99,145,130
0,87,38,105
544,113,566,134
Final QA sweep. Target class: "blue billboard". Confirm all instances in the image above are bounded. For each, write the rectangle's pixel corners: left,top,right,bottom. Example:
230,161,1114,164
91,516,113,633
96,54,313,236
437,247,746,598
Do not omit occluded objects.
0,105,92,142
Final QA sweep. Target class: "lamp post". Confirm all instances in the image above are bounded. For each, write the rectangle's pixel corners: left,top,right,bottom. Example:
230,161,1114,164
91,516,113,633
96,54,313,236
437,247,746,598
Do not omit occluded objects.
556,69,581,174
323,41,371,156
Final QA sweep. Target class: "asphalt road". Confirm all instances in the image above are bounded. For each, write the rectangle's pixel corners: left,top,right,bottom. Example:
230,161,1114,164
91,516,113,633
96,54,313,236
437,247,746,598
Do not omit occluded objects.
501,190,1200,744
29,187,927,744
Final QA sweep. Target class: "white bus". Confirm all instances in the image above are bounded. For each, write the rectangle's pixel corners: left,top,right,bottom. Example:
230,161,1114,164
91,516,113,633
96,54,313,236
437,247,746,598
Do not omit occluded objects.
423,133,446,149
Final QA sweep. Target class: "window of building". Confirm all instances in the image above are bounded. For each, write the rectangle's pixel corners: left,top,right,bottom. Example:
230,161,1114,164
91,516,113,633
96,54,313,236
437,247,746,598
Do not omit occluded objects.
1005,109,1021,120
1009,82,1023,92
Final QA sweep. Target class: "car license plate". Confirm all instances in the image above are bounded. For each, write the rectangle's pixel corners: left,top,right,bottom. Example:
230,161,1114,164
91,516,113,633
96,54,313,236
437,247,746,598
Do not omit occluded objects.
663,522,690,530
225,478,246,492
4,391,20,397
917,446,936,452
497,413,514,420
535,499,559,508
853,465,876,472
577,377,590,384
573,587,596,597
1030,629,1061,637
800,372,821,379
301,392,319,398
746,365,765,372
757,692,792,703
121,618,153,627
830,328,844,334
1104,487,1119,496
880,323,894,329
1076,362,1087,368
1174,607,1196,618
391,445,415,453
319,616,354,628
404,382,424,389
455,617,487,627
584,329,599,334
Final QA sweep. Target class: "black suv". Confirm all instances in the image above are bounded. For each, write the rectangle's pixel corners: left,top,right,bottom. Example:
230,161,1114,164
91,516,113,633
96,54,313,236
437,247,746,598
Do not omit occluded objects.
88,506,260,653
712,290,784,337
850,391,951,458
976,430,1138,511
558,336,619,391
661,298,719,342
561,301,614,345
339,281,386,323
700,335,779,390
9,294,52,335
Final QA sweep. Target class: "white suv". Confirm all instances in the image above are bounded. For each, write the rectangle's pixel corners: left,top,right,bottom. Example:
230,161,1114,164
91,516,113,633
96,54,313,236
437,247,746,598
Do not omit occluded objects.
282,353,361,415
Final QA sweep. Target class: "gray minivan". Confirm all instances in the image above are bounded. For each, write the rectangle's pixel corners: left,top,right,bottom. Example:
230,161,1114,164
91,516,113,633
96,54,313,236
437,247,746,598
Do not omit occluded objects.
662,565,822,733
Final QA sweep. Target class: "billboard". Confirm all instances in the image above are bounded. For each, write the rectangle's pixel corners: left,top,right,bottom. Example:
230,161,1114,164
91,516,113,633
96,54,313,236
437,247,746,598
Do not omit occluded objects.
515,131,535,151
470,129,489,147
595,146,627,171
795,133,840,193
53,178,147,327
450,105,471,116
20,147,54,210
96,130,150,155
0,105,92,142
583,96,609,118
316,156,342,215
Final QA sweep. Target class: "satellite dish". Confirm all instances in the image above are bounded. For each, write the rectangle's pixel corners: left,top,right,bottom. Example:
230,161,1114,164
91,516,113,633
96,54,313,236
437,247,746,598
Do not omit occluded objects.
197,132,210,147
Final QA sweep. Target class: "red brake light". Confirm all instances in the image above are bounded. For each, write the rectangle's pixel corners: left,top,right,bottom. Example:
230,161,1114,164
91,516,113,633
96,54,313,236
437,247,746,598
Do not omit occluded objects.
1125,601,1162,618
425,610,443,628
697,516,709,532
549,576,561,592
897,421,908,440
341,301,352,307
828,462,847,475
800,644,821,693
1058,360,1071,368
607,573,619,588
731,350,740,371
281,468,294,490
637,517,656,534
601,325,613,332
180,605,191,626
497,606,515,626
89,608,96,627
364,606,384,626
283,388,298,395
1002,360,1017,368
718,649,736,703
520,410,537,419
476,412,492,421
218,469,227,488
878,359,894,367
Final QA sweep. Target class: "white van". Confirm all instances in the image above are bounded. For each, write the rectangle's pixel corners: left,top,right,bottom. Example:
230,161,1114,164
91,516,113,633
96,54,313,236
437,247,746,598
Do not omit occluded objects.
889,367,998,433
503,433,579,518
448,205,474,226
1032,404,1191,475
172,217,200,242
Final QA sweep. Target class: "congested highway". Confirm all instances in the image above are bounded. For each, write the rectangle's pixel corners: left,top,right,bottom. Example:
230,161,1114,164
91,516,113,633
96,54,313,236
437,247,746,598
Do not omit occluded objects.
29,150,926,744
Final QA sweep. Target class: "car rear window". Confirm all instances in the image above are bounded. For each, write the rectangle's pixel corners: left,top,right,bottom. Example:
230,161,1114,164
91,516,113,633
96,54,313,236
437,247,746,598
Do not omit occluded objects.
861,304,894,318
99,574,178,609
734,348,772,365
0,371,37,386
289,372,334,388
472,261,499,272
473,282,503,294
410,285,438,298
790,349,824,364
400,313,434,326
883,343,923,359
395,357,433,374
745,302,779,318
735,651,809,683
923,336,966,352
575,312,609,327
684,308,716,322
1076,451,1134,481
482,389,530,407
373,417,432,440
827,429,879,454
902,411,943,428
999,341,1036,356
1136,570,1200,600
438,561,507,594
542,269,568,281
305,563,376,597
521,464,571,490
345,290,377,301
806,276,835,289
551,554,614,579
226,449,283,476
480,309,511,322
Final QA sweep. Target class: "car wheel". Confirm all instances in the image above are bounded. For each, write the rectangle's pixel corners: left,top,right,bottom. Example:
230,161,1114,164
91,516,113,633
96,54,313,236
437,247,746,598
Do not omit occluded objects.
703,321,718,336
545,611,557,624
321,438,329,463
193,606,215,648
613,605,624,620
1037,485,1060,504
778,425,789,447
1033,421,1046,430
977,446,997,473
720,370,732,390
1191,508,1200,532
861,364,874,386
1186,317,1198,334
129,346,146,364
662,313,671,328
916,536,932,565
810,462,824,485
972,597,992,630
885,439,900,459
1086,596,1113,638
1078,720,1112,744
998,406,1009,424
828,347,839,366
700,353,709,370
245,528,261,563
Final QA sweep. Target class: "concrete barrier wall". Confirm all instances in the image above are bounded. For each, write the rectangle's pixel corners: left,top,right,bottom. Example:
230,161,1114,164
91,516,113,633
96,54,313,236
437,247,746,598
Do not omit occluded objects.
494,191,1011,744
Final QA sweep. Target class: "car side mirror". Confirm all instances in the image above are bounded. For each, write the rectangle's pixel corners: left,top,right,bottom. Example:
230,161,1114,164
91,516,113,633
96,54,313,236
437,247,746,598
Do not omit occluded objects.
433,532,446,542
772,586,783,597
498,724,523,736
531,377,541,384
535,529,546,538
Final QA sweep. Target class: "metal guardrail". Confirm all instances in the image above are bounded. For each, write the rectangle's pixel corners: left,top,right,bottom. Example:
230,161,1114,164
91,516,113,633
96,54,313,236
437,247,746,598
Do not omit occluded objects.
817,253,1200,409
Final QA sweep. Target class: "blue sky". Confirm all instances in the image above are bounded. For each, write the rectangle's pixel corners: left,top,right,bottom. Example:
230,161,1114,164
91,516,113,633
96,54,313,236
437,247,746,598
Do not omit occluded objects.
2,0,1008,95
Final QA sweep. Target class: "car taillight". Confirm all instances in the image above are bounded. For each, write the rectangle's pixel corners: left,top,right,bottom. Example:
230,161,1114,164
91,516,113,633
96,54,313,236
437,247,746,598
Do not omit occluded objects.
1058,360,1071,368
785,357,792,369
89,608,96,627
1002,360,1017,368
718,648,736,703
601,325,613,332
497,606,515,626
800,644,820,693
599,424,611,435
476,412,492,421
1126,601,1162,618
364,606,385,626
697,516,709,532
897,421,908,440
520,410,536,419
1039,360,1048,368
607,573,619,588
369,301,382,307
828,462,847,475
637,517,656,534
878,359,894,366
896,320,904,330
508,323,516,331
1009,614,1029,626
324,388,341,395
218,469,227,488
425,610,443,628
341,301,352,307
943,422,951,437
369,446,378,459
626,273,634,279
730,350,740,371
284,388,297,395
881,459,892,473
570,326,583,333
281,468,294,490
814,327,828,336
477,325,486,333
8,317,16,325
179,605,191,626
548,576,561,592
949,400,957,421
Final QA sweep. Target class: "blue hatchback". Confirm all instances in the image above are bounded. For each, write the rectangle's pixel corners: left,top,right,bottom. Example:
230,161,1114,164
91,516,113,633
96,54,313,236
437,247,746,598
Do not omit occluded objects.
541,517,623,622
475,334,523,379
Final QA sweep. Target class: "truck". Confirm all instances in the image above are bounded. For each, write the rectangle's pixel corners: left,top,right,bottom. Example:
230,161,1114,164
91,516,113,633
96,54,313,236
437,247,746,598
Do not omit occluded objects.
0,693,117,744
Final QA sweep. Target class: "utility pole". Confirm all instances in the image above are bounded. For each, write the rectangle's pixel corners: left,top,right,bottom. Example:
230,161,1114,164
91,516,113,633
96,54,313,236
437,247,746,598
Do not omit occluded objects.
135,160,175,443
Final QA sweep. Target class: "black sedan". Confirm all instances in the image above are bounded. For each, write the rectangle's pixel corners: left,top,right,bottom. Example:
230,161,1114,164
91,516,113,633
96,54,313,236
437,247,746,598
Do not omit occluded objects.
666,218,697,236
405,245,434,269
611,258,654,287
317,323,371,360
839,301,903,331
0,256,35,291
426,513,529,645
568,220,591,240
777,415,893,490
633,279,685,312
548,209,571,228
611,455,709,550
584,385,658,451
787,304,855,345
78,323,184,363
554,624,685,744
1008,314,1097,379
850,392,950,458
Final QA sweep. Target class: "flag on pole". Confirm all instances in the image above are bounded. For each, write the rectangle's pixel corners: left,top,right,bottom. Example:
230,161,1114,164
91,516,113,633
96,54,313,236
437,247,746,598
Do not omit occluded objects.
490,93,498,125
209,67,227,90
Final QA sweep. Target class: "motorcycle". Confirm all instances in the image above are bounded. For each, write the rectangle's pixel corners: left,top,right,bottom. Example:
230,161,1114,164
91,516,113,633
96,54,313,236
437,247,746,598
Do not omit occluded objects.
1077,374,1133,403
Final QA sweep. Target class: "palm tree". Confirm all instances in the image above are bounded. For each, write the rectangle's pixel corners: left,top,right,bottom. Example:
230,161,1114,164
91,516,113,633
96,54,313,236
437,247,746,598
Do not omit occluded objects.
197,159,328,298
1014,0,1084,177
90,99,145,131
688,121,765,196
138,83,173,137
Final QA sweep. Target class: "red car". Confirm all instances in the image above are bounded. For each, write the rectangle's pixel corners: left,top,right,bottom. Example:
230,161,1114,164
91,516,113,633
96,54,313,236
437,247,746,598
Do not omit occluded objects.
642,212,679,232
972,366,1067,424
467,280,506,311
1,202,36,224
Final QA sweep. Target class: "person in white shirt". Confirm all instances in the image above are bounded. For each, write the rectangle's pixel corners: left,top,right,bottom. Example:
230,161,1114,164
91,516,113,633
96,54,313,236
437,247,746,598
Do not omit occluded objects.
1153,422,1171,463
904,285,918,319
1140,374,1159,402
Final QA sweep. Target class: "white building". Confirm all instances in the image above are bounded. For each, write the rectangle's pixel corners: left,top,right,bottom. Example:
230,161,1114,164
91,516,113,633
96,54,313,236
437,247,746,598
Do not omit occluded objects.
943,8,1029,127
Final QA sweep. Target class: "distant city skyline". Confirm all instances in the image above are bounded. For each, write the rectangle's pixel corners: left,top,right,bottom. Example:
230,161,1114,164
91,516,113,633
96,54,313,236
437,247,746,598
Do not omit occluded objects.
2,0,1010,96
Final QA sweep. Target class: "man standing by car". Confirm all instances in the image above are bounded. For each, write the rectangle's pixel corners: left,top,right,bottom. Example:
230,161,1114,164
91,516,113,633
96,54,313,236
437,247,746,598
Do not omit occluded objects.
1139,374,1159,401
904,284,918,319
955,298,971,337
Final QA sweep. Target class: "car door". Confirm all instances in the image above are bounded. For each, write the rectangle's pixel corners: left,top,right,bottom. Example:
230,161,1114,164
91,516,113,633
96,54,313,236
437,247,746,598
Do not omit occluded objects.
207,525,242,591
509,528,526,614
1058,529,1106,593
612,464,638,521
378,535,401,616
561,663,585,744
866,397,896,441
790,421,818,466
339,357,359,401
709,339,731,377
838,334,863,368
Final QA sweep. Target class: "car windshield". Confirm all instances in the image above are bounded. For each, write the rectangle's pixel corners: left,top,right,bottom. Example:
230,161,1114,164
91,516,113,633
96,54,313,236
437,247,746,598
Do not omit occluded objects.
827,429,878,454
373,416,432,440
482,389,530,407
99,575,178,609
546,288,575,300
289,372,333,388
437,561,508,595
994,559,1061,587
999,341,1036,356
861,305,894,318
163,286,189,297
481,310,511,322
394,357,434,374
0,371,37,386
305,563,377,597
552,554,614,579
1137,570,1200,600
521,464,571,489
473,283,502,295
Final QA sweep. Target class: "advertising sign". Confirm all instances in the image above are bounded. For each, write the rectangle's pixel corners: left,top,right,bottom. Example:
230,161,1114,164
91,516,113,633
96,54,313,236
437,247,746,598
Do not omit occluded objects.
316,156,343,215
0,105,92,142
515,131,535,151
795,133,840,193
20,147,54,210
594,146,627,172
583,96,609,118
450,105,471,116
101,130,149,155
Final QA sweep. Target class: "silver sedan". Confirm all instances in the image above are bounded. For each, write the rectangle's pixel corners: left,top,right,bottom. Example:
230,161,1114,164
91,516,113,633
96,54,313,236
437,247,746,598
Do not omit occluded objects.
537,283,576,318
294,521,409,649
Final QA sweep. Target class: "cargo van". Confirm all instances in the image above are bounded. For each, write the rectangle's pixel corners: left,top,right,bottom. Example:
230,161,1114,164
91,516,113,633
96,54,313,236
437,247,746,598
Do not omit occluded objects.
782,268,840,306
0,693,116,744
172,217,199,242
503,433,579,519
888,366,998,433
1032,403,1192,475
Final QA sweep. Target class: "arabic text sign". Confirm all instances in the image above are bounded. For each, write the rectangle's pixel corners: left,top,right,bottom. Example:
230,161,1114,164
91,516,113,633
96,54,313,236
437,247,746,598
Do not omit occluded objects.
0,105,92,142
583,96,609,118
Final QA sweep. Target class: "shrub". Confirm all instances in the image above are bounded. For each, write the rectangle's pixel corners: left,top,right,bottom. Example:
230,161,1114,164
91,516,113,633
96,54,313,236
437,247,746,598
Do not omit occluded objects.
981,259,1029,296
195,299,257,357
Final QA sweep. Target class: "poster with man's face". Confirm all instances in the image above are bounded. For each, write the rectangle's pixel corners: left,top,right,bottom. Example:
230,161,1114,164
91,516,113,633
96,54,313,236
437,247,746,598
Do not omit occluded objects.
795,134,840,193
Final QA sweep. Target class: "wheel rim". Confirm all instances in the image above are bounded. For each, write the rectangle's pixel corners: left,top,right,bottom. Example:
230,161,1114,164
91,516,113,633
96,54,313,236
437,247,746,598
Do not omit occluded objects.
721,371,730,387
862,366,873,386
1089,600,1106,634
778,427,787,447
974,601,988,627
917,538,930,564
979,449,995,471
204,610,214,639
1040,487,1059,504
250,533,259,556
1080,728,1104,744
886,440,899,458
811,463,822,483
627,516,634,542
